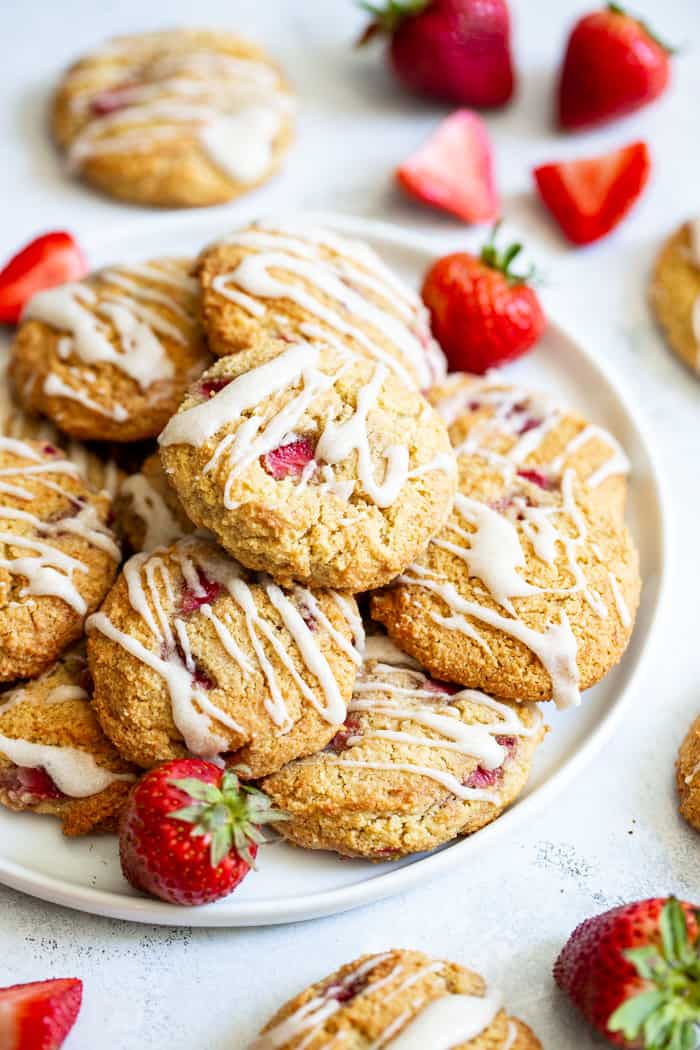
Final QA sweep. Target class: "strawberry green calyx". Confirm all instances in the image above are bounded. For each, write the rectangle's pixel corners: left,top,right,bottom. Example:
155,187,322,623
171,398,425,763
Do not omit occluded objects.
608,899,700,1050
356,0,429,45
480,223,536,287
169,767,288,869
606,3,676,55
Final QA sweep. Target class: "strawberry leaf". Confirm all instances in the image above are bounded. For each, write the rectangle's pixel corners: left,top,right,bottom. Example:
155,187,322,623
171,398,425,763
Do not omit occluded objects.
170,777,221,803
661,898,691,964
609,990,667,1039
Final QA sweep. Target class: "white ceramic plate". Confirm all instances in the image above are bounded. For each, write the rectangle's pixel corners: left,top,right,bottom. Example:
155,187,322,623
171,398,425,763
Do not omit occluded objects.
0,213,667,927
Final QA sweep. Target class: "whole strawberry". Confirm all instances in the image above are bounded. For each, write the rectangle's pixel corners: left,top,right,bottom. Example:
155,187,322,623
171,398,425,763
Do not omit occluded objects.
555,897,700,1048
558,4,673,130
358,0,515,108
421,227,545,374
119,759,287,906
0,978,82,1050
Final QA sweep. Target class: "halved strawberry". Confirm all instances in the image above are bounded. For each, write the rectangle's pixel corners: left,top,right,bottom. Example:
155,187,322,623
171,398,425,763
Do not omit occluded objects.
397,110,499,223
262,438,316,480
0,978,83,1050
533,141,650,245
0,232,87,325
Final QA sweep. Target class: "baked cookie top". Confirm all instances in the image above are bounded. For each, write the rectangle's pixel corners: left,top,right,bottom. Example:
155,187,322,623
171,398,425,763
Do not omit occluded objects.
371,457,640,708
0,436,120,681
10,258,210,442
248,949,541,1049
649,219,700,376
119,452,195,553
0,645,135,835
52,29,295,208
159,337,456,590
428,371,630,520
263,635,544,860
87,536,362,777
196,220,446,388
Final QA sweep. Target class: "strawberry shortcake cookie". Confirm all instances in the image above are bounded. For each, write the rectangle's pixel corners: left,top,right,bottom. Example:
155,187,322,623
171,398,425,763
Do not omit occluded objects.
158,336,456,591
0,646,135,836
10,258,210,443
196,220,446,389
248,949,541,1049
87,536,362,777
650,219,700,376
676,713,700,832
371,455,640,707
428,372,630,521
52,30,295,208
0,437,120,681
263,635,544,860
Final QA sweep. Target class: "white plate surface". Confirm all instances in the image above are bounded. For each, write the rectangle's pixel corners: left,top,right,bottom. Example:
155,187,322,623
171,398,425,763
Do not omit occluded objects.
0,213,667,926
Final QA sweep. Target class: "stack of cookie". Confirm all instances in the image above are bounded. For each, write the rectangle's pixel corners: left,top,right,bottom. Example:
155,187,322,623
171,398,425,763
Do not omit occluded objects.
0,219,641,863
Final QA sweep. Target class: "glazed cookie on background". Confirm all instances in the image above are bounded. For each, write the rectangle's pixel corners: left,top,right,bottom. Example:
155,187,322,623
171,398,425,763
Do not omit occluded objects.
263,635,544,860
248,949,541,1049
118,452,195,552
428,372,630,521
87,536,362,777
371,457,640,709
649,220,700,376
159,336,456,591
0,646,135,836
10,258,210,442
676,713,700,832
196,220,446,388
52,29,295,207
0,436,120,681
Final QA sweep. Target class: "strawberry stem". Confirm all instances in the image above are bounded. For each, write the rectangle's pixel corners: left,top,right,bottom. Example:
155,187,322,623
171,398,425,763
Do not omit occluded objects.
606,2,676,54
169,766,288,869
608,899,700,1050
355,0,429,45
480,223,537,286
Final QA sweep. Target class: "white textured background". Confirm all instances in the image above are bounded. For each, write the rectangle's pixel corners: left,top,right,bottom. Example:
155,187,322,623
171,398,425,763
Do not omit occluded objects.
1,1,699,1046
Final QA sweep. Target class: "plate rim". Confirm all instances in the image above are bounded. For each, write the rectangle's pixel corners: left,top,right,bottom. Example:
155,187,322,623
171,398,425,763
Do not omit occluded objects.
0,211,670,927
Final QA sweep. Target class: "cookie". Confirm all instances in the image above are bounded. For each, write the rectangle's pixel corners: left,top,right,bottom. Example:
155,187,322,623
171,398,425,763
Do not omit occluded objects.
87,536,361,777
0,348,124,498
263,635,544,860
10,258,210,442
0,436,120,681
676,713,700,832
196,220,446,389
649,220,700,376
371,457,640,708
249,949,541,1049
159,337,456,591
118,452,194,552
52,29,295,208
428,371,630,520
0,646,135,836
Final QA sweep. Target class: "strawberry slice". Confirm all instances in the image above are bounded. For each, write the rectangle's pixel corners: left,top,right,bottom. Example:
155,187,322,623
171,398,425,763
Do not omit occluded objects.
0,765,65,803
533,141,650,246
0,978,83,1050
262,438,315,480
397,110,499,223
0,232,87,325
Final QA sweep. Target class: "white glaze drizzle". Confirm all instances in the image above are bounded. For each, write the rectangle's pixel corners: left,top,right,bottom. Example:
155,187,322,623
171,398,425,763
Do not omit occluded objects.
0,733,133,798
0,438,118,614
377,992,501,1049
209,223,445,388
160,341,448,511
87,539,354,759
66,46,292,184
22,261,200,411
120,471,187,551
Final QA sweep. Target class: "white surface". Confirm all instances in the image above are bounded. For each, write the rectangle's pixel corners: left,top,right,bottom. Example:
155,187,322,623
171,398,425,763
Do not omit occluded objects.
0,213,667,927
0,0,698,1046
